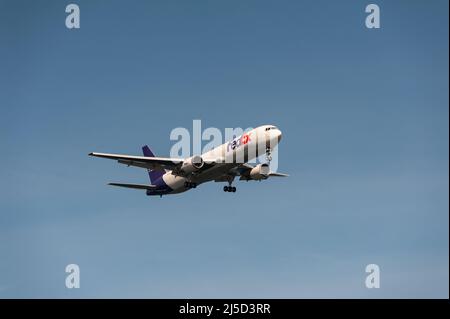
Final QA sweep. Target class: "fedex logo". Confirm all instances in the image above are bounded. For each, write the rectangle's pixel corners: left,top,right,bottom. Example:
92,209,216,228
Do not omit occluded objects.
227,132,252,152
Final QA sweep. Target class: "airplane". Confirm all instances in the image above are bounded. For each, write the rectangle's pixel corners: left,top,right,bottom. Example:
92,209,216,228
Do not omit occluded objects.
89,125,288,196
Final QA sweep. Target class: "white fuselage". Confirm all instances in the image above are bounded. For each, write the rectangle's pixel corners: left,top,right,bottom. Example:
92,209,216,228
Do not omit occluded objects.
159,125,282,194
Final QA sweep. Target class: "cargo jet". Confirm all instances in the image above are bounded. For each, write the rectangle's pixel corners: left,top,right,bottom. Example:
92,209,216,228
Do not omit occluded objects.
89,125,288,196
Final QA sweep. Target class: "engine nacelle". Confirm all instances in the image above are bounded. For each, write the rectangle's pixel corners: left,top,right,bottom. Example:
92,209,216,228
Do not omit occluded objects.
181,155,204,174
249,163,270,180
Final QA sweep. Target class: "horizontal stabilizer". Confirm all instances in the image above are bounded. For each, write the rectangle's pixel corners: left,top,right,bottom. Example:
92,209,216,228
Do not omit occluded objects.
108,183,157,190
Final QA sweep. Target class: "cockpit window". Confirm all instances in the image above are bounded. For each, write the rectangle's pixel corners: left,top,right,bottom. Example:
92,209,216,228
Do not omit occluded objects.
265,126,278,131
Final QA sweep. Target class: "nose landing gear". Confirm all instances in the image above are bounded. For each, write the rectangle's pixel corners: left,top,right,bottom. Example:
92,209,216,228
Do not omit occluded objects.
266,147,272,162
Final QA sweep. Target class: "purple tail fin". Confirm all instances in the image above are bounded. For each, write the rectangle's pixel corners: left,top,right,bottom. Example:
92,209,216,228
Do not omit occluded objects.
142,145,164,184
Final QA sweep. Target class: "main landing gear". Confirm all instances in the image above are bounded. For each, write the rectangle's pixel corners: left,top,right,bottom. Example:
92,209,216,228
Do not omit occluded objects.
223,176,236,193
223,186,236,192
184,181,197,188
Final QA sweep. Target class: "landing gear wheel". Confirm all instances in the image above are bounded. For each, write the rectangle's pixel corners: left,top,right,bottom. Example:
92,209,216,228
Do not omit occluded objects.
223,186,236,192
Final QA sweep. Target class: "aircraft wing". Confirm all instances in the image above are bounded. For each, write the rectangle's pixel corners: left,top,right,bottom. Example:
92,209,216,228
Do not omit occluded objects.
108,182,156,190
89,152,183,170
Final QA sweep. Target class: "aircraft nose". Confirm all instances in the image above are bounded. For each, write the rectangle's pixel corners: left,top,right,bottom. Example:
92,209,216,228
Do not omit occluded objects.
278,130,283,142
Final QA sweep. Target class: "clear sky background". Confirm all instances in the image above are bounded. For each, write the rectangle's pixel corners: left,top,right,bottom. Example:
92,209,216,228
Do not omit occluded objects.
0,0,448,298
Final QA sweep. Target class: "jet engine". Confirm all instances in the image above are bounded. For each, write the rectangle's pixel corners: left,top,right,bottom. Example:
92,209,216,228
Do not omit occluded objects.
249,163,270,180
180,155,204,174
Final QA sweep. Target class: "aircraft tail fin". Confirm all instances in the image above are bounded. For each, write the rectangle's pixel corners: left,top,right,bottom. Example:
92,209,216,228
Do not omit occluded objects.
142,145,165,183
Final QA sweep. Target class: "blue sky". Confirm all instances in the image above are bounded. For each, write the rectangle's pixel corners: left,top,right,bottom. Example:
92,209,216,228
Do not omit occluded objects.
0,0,448,298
